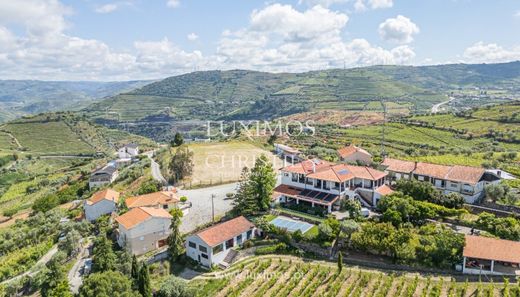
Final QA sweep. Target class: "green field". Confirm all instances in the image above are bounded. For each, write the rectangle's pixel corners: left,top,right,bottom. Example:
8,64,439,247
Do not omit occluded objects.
2,121,94,155
190,256,507,297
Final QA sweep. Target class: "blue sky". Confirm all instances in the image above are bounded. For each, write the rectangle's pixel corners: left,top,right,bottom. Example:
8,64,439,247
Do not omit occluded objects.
0,0,519,80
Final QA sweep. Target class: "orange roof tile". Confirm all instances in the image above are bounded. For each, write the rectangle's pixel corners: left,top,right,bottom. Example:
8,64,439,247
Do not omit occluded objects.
375,185,394,196
282,159,335,175
382,158,416,173
415,162,452,179
196,216,255,247
125,191,179,208
115,207,172,229
284,159,386,182
464,235,520,264
446,166,485,184
86,189,120,205
337,145,371,159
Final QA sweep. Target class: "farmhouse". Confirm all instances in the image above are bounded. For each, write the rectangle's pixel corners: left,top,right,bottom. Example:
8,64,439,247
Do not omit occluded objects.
273,159,390,211
84,189,120,222
125,190,179,210
382,158,501,203
88,164,119,189
337,145,372,165
463,235,520,275
274,143,302,164
118,143,139,159
115,207,172,255
185,216,256,268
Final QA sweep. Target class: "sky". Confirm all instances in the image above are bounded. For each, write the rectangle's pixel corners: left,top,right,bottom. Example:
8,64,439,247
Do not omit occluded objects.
0,0,519,81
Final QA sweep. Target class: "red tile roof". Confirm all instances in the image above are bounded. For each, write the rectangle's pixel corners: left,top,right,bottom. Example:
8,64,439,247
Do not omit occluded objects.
383,158,486,185
115,207,172,229
382,158,416,173
196,216,255,247
337,145,371,159
375,185,394,196
283,160,386,182
464,235,520,264
125,191,179,208
86,189,120,206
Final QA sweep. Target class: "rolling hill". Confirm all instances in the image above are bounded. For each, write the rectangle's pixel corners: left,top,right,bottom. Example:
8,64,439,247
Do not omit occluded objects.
0,80,151,123
85,61,520,124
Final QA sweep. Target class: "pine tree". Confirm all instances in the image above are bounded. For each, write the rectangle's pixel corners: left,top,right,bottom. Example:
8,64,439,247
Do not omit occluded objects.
233,167,255,215
138,263,152,297
167,208,184,262
248,154,277,211
131,255,140,288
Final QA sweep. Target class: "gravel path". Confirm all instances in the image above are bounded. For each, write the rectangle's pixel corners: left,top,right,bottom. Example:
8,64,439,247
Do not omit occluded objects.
178,183,238,234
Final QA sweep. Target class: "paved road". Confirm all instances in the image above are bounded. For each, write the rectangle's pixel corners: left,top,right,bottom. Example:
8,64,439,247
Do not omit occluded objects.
1,245,58,285
144,150,168,185
68,239,92,294
431,96,454,113
178,182,238,233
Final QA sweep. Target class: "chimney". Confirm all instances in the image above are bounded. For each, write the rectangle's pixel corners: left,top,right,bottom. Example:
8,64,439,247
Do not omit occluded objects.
414,161,418,171
312,161,316,173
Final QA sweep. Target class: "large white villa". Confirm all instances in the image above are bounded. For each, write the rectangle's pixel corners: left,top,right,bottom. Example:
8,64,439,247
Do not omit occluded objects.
273,159,392,211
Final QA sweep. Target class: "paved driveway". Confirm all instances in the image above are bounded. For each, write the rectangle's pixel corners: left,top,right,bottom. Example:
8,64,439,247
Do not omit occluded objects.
178,183,238,233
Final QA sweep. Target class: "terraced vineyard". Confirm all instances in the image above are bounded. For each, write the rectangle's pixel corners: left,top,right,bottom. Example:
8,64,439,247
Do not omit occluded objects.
191,256,510,297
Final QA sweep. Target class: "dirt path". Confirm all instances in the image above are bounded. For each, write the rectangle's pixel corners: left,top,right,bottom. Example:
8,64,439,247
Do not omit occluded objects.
431,97,454,113
0,211,30,229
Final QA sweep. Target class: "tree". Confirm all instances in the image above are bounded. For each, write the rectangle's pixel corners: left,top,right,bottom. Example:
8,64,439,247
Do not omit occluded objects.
267,134,277,146
58,229,81,257
167,208,184,261
233,154,276,215
337,252,343,273
131,255,139,287
79,271,140,297
340,219,360,246
171,133,184,147
137,263,152,297
47,279,73,297
169,146,194,183
156,275,192,297
485,184,509,203
40,252,69,297
138,180,160,195
92,235,117,273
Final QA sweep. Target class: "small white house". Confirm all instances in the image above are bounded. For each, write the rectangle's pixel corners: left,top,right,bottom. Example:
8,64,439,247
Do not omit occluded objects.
84,189,120,222
89,164,119,189
115,207,172,256
118,143,139,159
337,145,372,165
185,216,255,268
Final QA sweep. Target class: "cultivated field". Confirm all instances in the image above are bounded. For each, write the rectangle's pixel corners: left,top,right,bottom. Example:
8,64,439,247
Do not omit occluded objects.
191,256,508,297
184,142,283,186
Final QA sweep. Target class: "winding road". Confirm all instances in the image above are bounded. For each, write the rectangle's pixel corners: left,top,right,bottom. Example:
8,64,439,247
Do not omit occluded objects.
431,96,454,113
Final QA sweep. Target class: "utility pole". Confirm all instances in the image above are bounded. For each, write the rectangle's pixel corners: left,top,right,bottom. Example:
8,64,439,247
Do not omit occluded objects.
211,194,215,223
381,99,387,158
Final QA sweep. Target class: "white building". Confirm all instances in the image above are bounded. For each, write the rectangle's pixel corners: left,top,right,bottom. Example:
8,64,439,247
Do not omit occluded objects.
118,143,139,159
337,145,372,165
115,207,172,256
382,158,502,203
462,235,520,275
274,143,302,164
185,216,256,268
273,159,391,211
84,189,120,222
89,164,119,189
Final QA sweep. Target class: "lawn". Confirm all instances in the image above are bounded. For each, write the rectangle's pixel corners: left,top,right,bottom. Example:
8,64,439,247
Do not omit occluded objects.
168,141,284,186
3,121,95,155
190,256,506,297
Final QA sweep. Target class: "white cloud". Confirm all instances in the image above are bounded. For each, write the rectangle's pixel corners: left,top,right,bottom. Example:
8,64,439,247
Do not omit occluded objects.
298,0,348,7
166,0,180,8
95,3,119,14
378,15,419,44
515,10,520,17
187,33,199,41
463,42,520,63
216,4,415,72
354,0,393,11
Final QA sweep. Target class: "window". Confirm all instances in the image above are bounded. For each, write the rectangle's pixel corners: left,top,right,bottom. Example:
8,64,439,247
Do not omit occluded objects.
188,241,196,249
291,173,298,182
213,244,223,254
140,236,144,241
246,230,252,240
201,254,208,259
199,245,208,253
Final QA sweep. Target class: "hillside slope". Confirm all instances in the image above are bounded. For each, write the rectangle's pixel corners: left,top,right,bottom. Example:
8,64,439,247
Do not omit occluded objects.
0,80,151,123
86,62,520,123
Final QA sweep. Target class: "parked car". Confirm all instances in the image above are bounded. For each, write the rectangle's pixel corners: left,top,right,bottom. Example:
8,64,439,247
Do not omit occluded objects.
361,208,370,217
82,258,93,275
